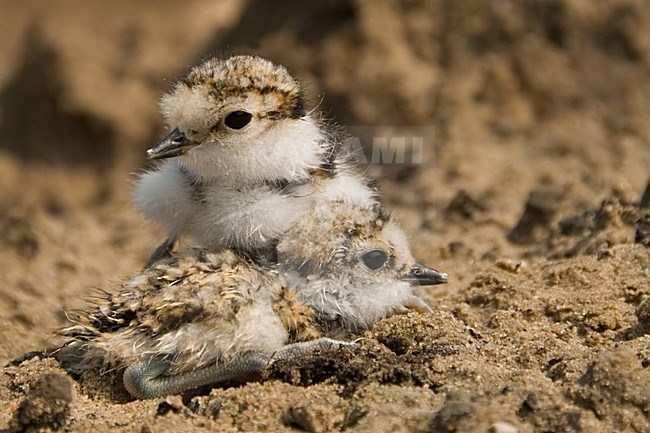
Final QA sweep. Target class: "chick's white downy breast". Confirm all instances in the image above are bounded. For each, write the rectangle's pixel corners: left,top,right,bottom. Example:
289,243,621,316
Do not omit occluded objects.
192,186,311,251
133,161,195,239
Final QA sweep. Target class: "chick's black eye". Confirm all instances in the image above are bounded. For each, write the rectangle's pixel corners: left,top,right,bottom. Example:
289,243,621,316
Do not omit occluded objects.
224,111,252,129
361,249,389,270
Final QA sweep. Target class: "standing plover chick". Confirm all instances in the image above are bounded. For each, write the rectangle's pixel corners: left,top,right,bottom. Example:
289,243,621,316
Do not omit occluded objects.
135,55,377,267
58,201,446,399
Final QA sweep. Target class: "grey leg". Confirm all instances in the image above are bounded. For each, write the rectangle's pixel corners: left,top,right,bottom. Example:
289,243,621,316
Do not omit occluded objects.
122,338,358,399
144,237,177,269
123,354,268,400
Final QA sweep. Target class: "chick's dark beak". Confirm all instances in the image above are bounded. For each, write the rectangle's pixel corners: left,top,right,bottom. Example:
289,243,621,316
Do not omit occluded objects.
401,263,448,286
147,128,196,160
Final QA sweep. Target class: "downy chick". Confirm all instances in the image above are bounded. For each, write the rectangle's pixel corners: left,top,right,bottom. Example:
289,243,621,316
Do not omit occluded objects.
58,201,446,399
134,55,376,266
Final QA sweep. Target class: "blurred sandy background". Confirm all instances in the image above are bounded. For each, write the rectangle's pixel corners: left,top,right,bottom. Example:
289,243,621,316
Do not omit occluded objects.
0,1,649,432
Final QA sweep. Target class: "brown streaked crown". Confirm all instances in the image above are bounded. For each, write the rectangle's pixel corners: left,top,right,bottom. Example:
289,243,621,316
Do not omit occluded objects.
180,55,306,120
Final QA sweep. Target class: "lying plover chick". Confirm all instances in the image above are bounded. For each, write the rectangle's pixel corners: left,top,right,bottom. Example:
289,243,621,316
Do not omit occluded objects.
276,201,447,335
135,55,377,267
58,202,446,399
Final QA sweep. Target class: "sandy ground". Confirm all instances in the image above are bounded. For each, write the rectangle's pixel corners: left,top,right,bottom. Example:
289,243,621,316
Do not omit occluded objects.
0,1,649,432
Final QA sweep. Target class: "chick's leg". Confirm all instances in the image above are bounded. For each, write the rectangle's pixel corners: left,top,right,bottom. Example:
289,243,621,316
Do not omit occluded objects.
122,338,358,399
144,236,177,269
123,354,268,400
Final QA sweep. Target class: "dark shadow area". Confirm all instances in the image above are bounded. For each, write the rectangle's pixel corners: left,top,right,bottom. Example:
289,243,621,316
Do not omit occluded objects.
211,0,355,54
0,25,115,168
